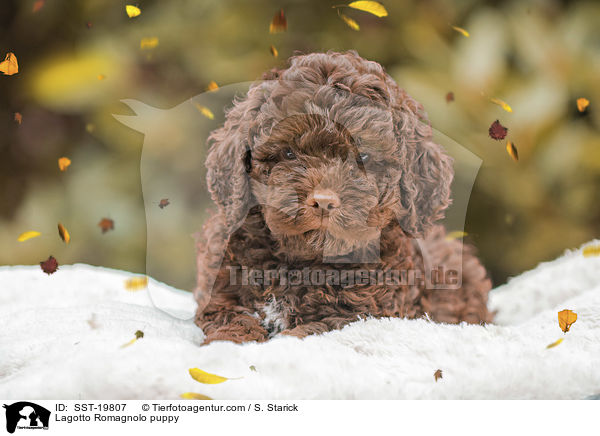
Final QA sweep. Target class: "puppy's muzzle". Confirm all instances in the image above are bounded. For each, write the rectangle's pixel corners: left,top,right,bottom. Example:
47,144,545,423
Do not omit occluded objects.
306,189,341,211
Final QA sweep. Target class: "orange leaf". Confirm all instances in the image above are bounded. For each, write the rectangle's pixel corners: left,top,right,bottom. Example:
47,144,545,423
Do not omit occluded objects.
0,52,19,76
506,141,519,162
57,223,70,244
558,309,577,333
98,217,114,234
207,81,219,91
14,112,22,124
58,157,71,171
576,98,589,112
269,45,279,58
269,9,287,33
32,0,45,13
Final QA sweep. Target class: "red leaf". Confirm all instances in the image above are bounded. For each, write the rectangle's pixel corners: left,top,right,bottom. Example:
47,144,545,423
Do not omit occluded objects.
40,255,59,275
98,218,114,234
445,92,454,103
488,120,508,140
159,198,170,209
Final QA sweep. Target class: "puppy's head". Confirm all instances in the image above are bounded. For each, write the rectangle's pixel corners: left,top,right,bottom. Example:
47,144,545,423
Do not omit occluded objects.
205,51,453,257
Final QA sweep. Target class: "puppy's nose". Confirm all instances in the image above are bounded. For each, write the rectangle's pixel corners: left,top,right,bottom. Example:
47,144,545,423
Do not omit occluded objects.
307,189,341,210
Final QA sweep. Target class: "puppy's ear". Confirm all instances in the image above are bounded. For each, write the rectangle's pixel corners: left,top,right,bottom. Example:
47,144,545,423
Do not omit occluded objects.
398,139,453,237
393,93,454,237
205,89,266,233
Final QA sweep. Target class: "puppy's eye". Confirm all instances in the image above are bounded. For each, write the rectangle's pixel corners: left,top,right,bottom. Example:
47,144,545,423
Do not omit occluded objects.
284,149,296,160
358,152,370,164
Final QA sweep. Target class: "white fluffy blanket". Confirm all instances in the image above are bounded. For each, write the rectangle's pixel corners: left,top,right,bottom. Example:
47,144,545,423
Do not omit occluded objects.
1,241,599,400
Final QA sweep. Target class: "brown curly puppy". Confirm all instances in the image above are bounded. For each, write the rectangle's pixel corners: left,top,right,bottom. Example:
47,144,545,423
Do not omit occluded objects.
194,51,491,344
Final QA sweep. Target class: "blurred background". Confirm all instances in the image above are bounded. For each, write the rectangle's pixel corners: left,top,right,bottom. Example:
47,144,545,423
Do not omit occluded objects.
1,0,599,289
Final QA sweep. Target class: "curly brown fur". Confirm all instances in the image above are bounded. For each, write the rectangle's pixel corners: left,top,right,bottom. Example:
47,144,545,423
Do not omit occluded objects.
195,51,492,344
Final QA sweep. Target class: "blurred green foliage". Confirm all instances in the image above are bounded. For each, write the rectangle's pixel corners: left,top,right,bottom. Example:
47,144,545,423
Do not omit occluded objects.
1,0,599,287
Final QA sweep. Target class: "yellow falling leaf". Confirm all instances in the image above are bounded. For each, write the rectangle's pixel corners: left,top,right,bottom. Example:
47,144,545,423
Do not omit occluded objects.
346,1,388,17
451,25,470,37
340,13,360,31
181,392,213,400
126,5,141,18
558,309,577,333
140,37,159,50
58,157,71,171
0,52,19,76
582,245,600,257
546,337,564,349
189,368,237,384
506,141,519,162
17,231,41,242
207,80,219,91
195,104,214,120
269,45,279,58
124,276,148,291
445,231,468,241
576,98,589,112
57,223,70,244
490,98,512,113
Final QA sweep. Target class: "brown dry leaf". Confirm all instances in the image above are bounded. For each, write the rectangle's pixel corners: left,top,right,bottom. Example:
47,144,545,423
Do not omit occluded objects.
506,141,519,162
40,255,59,275
57,223,70,244
269,45,279,58
546,338,564,349
87,314,99,329
0,52,19,76
347,1,388,17
558,309,577,333
446,92,454,103
181,393,213,400
126,5,141,18
58,157,71,171
140,37,159,50
451,25,470,37
582,245,600,257
14,112,22,124
490,98,513,113
124,276,148,291
434,369,443,381
120,330,144,348
98,218,114,234
340,13,360,31
207,81,219,91
576,98,589,112
269,9,287,33
158,198,170,209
